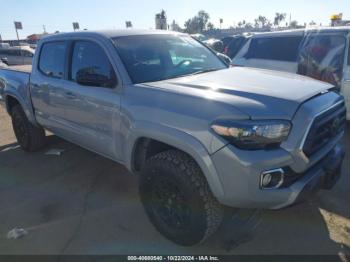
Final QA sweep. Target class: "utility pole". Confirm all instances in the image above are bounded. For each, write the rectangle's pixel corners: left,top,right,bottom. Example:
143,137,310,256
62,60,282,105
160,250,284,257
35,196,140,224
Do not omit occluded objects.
15,29,19,41
289,13,292,27
14,21,22,42
43,25,47,34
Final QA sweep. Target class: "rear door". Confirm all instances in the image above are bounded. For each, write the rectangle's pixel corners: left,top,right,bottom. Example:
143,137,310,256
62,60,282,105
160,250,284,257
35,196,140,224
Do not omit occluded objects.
30,41,69,132
55,39,121,159
233,35,302,73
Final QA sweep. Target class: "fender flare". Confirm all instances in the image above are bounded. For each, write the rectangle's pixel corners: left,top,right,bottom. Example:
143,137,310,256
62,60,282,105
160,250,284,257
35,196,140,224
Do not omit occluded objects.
126,121,225,201
4,92,37,125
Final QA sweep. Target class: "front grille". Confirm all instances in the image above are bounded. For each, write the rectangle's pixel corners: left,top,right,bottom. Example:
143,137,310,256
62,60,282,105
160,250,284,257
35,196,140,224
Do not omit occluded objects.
303,102,346,158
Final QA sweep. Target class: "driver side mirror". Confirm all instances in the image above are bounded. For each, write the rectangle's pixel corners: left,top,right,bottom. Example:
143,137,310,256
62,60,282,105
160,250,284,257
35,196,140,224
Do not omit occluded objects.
216,53,232,66
76,68,116,88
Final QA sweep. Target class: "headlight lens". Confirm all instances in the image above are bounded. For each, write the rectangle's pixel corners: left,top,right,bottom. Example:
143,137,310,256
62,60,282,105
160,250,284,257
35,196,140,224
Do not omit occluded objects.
211,120,291,150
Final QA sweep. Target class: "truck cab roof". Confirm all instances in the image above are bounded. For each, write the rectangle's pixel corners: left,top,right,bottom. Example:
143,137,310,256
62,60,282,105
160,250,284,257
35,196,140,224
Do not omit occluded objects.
41,29,186,42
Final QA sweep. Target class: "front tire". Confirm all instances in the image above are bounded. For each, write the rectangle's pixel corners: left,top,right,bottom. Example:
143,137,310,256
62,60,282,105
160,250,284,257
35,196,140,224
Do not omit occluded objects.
11,105,46,152
139,150,224,246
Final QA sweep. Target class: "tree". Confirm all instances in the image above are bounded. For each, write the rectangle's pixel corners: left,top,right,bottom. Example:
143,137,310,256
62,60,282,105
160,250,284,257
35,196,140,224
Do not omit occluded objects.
198,10,210,31
171,20,182,32
207,22,215,30
237,20,246,28
274,12,287,27
244,23,253,29
290,20,298,28
254,15,271,28
184,10,210,34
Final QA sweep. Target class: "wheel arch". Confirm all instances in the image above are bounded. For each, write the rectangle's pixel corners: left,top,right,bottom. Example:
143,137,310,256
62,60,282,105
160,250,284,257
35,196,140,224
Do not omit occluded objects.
127,122,225,201
5,93,37,125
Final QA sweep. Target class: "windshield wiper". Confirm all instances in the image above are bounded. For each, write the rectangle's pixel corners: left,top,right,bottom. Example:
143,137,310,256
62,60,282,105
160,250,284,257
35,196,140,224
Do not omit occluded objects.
145,68,223,83
188,68,222,76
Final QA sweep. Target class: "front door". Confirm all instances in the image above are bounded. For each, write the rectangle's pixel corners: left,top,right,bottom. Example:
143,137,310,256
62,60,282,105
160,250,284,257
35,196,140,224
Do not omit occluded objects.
56,40,121,159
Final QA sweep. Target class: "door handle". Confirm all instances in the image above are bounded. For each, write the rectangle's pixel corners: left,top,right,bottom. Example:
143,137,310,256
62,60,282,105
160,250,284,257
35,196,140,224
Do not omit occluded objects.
64,92,77,99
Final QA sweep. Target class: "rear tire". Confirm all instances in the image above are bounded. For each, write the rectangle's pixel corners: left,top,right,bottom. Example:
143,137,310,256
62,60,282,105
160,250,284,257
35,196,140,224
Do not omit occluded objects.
11,105,46,152
139,150,224,246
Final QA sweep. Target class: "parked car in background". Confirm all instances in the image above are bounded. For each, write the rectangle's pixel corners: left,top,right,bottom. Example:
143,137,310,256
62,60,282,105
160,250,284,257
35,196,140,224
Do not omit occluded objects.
0,58,8,67
0,43,11,49
222,34,252,59
0,46,34,66
204,38,224,53
190,33,207,42
0,30,346,247
232,27,350,119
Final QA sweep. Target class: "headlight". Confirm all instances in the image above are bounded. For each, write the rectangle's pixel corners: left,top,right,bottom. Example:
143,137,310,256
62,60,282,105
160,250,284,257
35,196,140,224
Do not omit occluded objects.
211,120,291,150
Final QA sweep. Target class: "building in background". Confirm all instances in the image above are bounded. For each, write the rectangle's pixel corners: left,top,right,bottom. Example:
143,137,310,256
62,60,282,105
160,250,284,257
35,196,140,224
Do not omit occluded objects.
155,10,168,30
27,33,46,44
331,13,350,26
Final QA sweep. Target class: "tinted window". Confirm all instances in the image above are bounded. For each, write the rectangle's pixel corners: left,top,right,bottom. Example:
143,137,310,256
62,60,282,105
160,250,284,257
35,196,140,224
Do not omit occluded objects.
246,36,302,62
39,42,66,78
70,41,116,87
221,37,234,47
0,49,20,56
298,34,346,88
114,35,226,84
226,37,248,58
21,50,33,57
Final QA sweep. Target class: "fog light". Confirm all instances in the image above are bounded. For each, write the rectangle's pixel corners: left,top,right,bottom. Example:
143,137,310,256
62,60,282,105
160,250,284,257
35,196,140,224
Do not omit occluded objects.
261,173,272,187
260,169,284,189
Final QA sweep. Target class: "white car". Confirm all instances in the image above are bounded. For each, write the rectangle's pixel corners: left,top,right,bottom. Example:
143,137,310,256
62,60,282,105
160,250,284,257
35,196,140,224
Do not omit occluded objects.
233,27,350,119
0,46,34,66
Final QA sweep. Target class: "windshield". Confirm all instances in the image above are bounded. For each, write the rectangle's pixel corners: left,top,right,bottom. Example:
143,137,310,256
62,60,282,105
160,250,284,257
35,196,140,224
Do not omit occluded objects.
113,34,227,84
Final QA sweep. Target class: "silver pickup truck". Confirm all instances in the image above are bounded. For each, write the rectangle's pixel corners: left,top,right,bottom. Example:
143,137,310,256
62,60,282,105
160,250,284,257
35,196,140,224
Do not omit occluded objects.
0,30,346,246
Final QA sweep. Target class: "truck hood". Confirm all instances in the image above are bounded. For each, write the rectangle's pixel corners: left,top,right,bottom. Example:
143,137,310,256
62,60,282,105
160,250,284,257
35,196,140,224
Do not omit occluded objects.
145,67,333,120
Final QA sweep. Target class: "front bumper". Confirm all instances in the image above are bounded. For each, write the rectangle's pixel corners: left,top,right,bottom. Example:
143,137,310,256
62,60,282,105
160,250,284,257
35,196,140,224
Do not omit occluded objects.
211,144,344,209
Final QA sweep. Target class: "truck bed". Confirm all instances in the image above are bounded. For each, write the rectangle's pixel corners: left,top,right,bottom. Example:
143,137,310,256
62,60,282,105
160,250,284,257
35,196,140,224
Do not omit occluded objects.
2,65,32,73
0,65,31,103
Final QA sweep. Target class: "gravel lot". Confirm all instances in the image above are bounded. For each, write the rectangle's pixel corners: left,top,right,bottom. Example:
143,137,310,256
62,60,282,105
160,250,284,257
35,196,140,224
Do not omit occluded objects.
0,106,349,255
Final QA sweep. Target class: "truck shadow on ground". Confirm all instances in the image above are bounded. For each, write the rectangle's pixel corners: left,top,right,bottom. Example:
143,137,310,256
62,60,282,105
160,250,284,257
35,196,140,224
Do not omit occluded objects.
0,135,348,255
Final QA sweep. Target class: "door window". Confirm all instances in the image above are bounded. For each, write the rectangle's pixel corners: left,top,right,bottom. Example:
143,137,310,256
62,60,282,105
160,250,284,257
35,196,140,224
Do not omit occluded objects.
298,34,346,87
245,36,302,62
21,50,34,57
70,41,116,88
39,42,67,78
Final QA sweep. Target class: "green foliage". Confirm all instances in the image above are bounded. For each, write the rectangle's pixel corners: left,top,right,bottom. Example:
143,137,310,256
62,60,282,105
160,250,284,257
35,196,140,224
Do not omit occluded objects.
184,10,210,34
274,12,287,26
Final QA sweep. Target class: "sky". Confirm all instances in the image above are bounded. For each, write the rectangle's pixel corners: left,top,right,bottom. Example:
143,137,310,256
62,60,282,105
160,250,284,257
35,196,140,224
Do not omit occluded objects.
0,0,348,40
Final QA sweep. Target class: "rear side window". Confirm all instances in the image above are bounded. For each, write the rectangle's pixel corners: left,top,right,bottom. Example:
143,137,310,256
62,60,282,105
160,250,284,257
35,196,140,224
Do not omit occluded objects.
298,34,346,88
39,41,66,78
70,41,116,87
21,50,33,57
246,36,302,62
0,49,20,56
